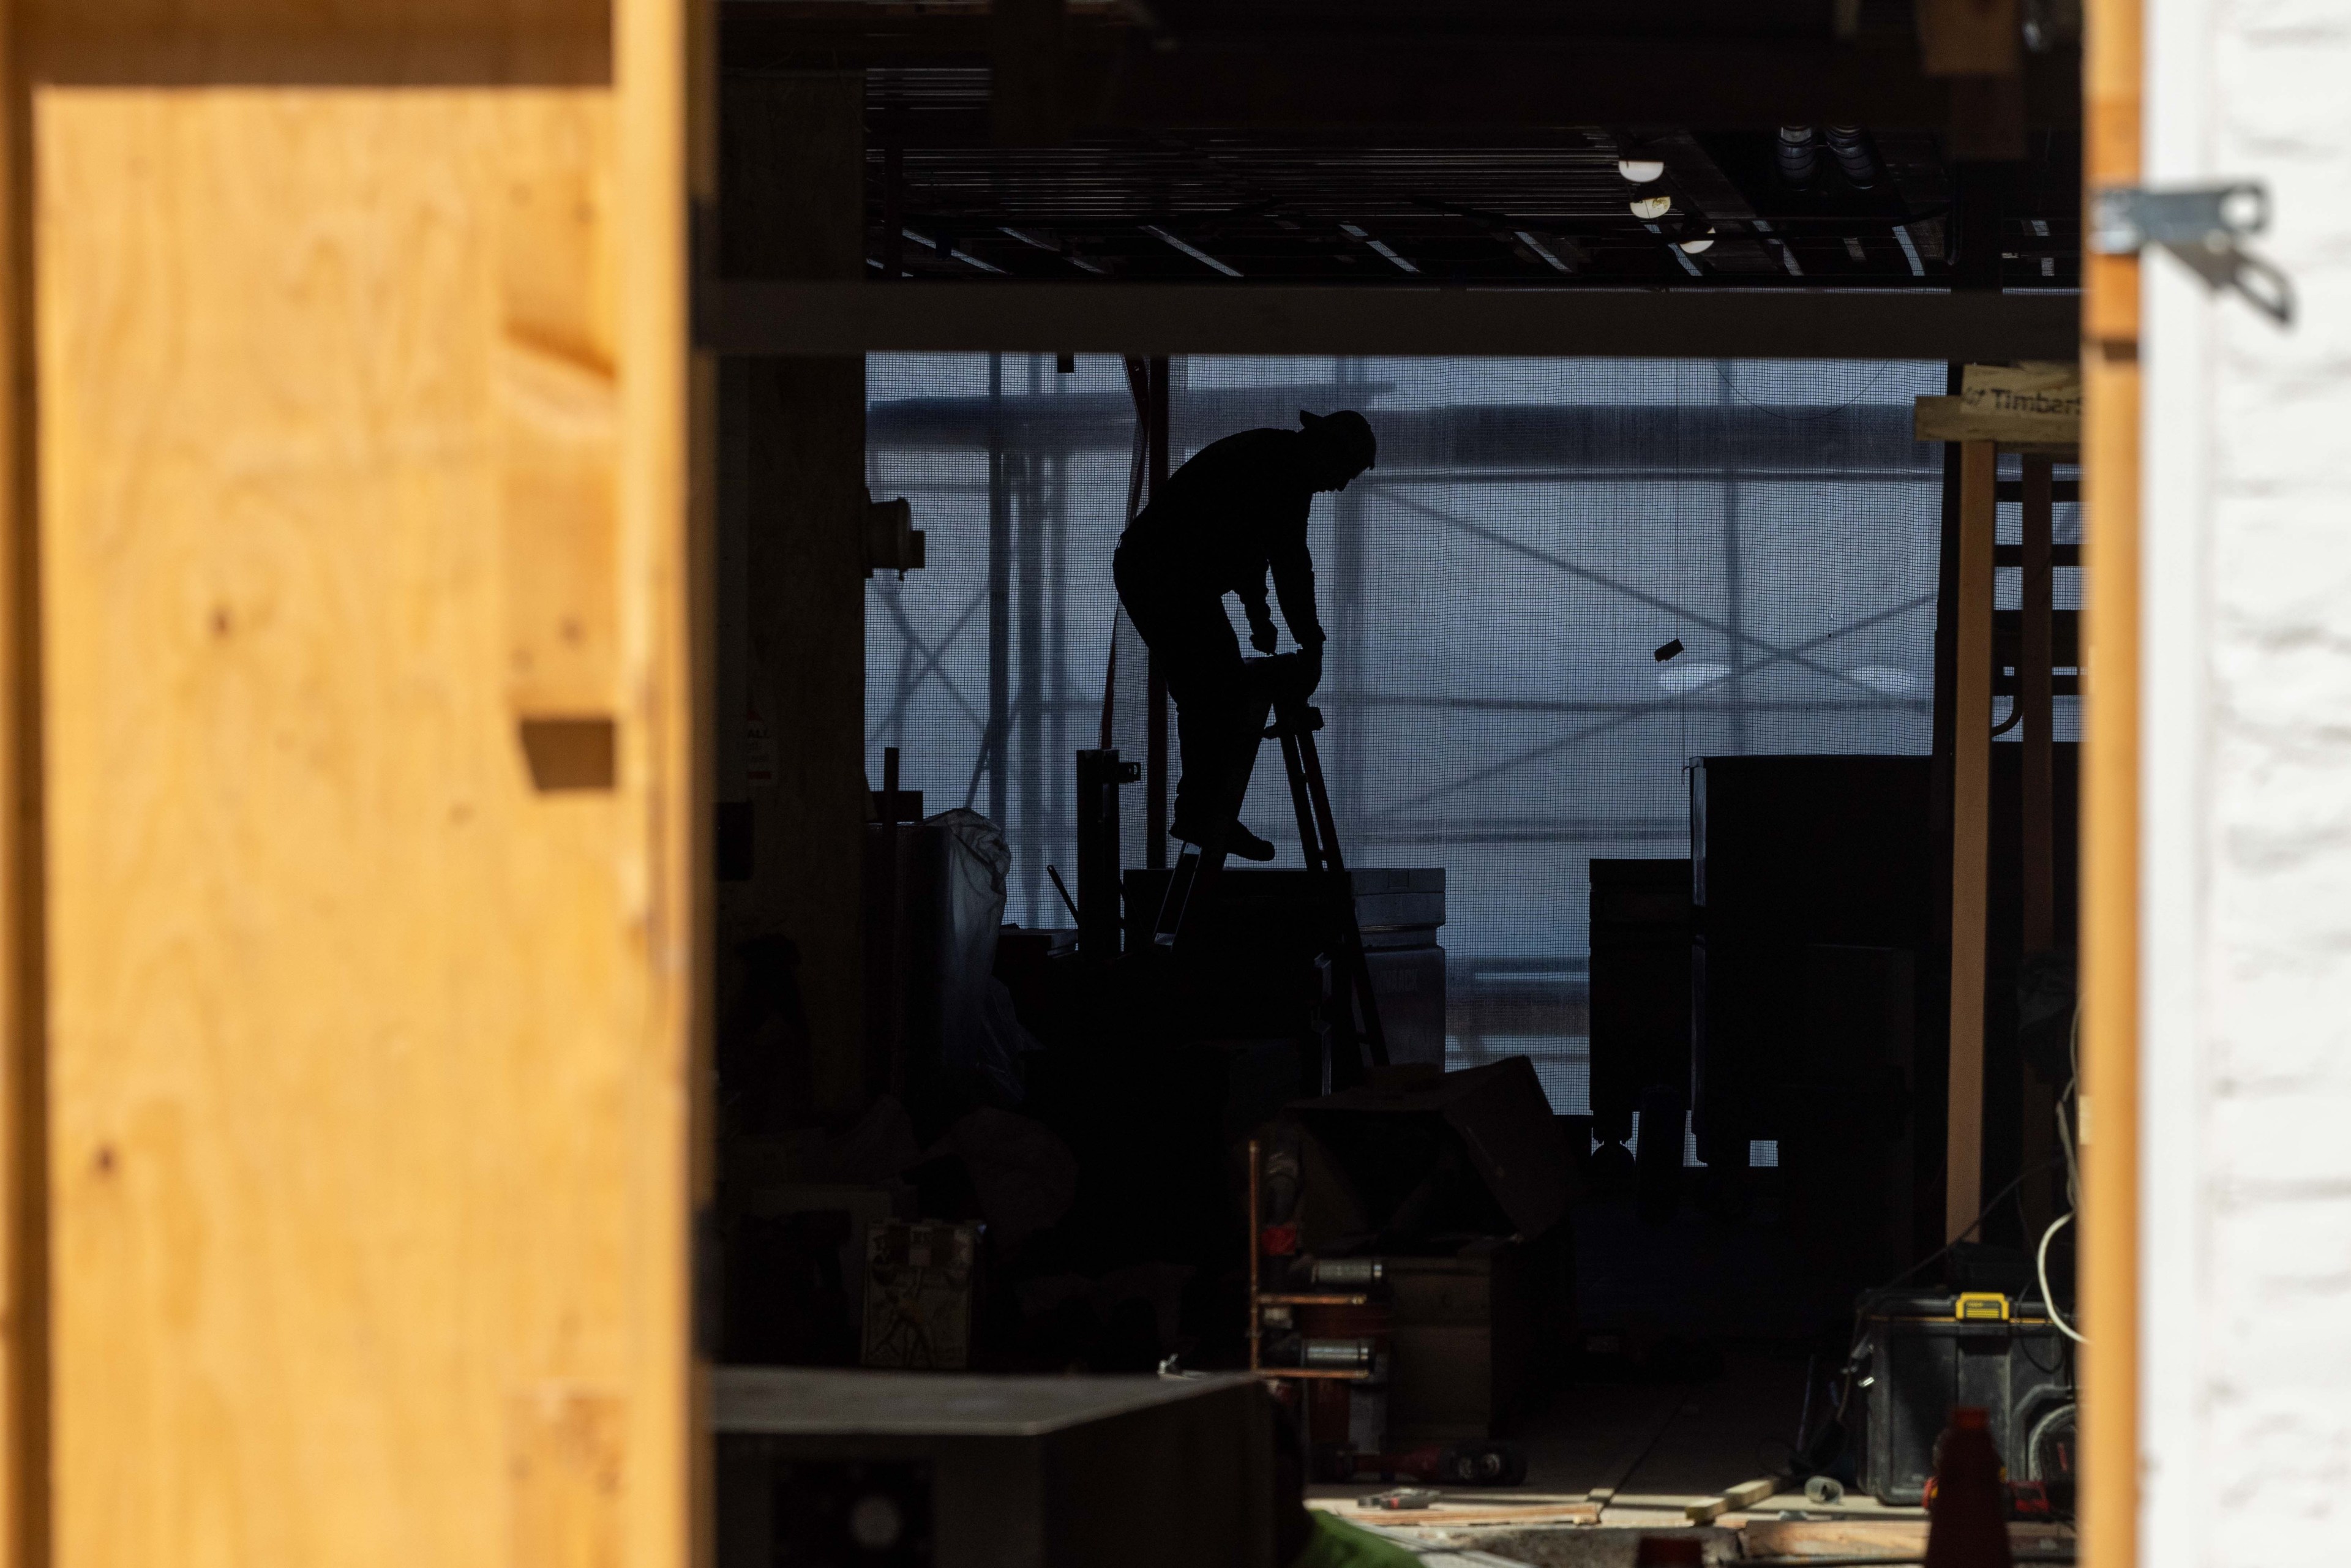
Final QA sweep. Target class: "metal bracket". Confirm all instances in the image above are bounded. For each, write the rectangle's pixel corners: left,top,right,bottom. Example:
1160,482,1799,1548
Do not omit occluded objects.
2090,181,2293,325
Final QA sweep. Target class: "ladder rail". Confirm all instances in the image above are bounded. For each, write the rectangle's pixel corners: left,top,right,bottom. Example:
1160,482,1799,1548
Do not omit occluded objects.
1280,697,1391,1071
1150,654,1392,1078
1153,683,1277,951
1276,729,1325,875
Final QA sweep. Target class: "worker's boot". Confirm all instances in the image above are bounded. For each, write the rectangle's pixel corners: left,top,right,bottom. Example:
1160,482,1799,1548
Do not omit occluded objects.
1170,817,1278,862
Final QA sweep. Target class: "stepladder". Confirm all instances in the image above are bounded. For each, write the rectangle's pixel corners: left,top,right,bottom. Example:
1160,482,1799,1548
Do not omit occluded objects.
1149,653,1390,1075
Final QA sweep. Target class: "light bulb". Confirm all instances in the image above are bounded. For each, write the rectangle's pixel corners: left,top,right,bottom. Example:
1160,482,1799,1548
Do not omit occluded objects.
1618,158,1665,184
1630,195,1672,220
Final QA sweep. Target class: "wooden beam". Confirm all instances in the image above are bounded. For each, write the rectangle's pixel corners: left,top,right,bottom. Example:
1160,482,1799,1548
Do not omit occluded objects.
1946,438,1997,1242
991,0,1068,144
2080,0,2143,1545
618,0,707,1563
698,281,2082,361
29,2,612,86
0,2,45,1564
717,6,2085,132
2016,453,2061,1245
1089,41,2074,135
2020,456,2058,953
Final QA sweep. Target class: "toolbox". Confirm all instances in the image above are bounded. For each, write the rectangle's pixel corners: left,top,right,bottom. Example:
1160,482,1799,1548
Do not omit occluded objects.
1849,1287,2076,1506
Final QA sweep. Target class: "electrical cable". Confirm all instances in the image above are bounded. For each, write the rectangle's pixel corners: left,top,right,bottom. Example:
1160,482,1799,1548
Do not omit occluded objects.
1795,1154,2062,1477
2038,1212,2083,1343
1711,359,1897,423
1877,1160,2041,1294
2036,999,2087,1343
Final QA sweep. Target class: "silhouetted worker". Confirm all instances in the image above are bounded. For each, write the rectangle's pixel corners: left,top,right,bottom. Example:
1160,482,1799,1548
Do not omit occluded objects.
1113,409,1378,861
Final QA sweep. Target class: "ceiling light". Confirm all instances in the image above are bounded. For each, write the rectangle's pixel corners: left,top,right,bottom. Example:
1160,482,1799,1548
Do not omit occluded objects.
1618,158,1665,184
1630,195,1672,220
1679,229,1716,255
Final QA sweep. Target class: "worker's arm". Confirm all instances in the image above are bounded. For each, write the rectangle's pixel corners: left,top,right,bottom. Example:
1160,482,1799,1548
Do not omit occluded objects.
1240,571,1279,653
1268,508,1325,652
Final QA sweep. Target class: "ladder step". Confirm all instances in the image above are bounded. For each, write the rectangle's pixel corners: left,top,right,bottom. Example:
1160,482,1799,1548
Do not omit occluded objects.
1152,848,1204,948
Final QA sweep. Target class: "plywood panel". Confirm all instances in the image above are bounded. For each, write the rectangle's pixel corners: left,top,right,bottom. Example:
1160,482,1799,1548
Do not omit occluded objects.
36,78,692,1568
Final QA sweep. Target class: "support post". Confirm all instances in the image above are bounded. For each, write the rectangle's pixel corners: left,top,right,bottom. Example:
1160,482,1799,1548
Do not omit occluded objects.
987,353,1010,828
1145,354,1171,866
1946,438,1997,1242
1923,362,1963,1264
721,71,870,1119
881,121,904,281
2017,454,2060,1238
0,6,43,1559
2020,455,2057,953
2080,0,2143,1545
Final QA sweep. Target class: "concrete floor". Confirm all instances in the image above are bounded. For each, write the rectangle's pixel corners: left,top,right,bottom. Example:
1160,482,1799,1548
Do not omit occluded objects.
1307,1351,2074,1564
1302,1186,2077,1562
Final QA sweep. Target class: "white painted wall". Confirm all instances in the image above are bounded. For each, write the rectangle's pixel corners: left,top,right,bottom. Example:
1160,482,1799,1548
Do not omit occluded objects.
2142,0,2351,1559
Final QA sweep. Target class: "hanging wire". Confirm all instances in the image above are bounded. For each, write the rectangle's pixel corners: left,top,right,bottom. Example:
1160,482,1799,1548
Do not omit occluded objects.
1712,359,1897,422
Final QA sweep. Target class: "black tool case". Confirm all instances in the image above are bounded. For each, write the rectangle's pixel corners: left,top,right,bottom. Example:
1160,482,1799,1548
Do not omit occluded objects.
1849,1288,2076,1505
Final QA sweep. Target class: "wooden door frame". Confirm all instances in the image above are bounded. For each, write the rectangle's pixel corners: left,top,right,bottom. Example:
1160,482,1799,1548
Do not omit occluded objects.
2080,0,2141,1556
0,3,43,1564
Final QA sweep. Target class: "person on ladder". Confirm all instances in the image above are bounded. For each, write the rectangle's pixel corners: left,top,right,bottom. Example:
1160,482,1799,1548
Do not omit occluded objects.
1113,409,1378,861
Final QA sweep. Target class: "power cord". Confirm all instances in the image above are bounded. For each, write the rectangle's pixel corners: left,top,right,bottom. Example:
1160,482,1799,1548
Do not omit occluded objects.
2036,1000,2087,1344
2038,1213,2082,1344
1794,1156,2062,1477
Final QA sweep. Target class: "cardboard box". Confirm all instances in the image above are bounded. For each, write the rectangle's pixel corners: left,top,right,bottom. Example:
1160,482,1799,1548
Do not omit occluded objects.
1385,1238,1543,1445
1291,1057,1576,1240
862,1220,980,1371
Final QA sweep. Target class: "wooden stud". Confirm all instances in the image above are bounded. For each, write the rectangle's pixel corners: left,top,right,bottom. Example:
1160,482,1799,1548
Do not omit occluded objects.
2017,455,2060,1240
2080,0,2143,1548
2021,455,2057,953
620,0,708,1562
1684,1478,1779,1522
1946,439,1997,1242
0,4,45,1566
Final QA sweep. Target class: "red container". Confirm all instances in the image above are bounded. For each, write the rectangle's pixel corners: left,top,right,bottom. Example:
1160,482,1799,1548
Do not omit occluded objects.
1924,1406,2014,1568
